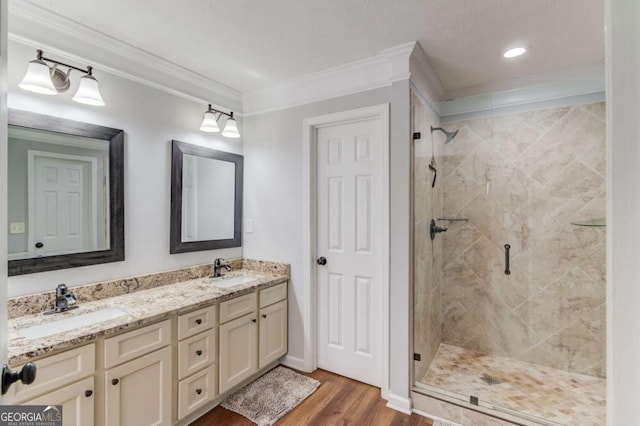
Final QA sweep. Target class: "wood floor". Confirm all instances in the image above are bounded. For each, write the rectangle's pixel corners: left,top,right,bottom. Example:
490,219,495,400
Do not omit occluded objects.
192,369,434,426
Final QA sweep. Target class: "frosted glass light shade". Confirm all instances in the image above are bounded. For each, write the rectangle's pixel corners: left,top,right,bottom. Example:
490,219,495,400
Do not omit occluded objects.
19,60,56,95
221,117,240,138
72,74,105,106
200,110,220,132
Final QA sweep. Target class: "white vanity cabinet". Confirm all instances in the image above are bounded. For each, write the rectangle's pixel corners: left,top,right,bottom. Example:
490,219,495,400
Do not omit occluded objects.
218,293,258,394
8,344,96,426
103,320,172,426
218,283,288,393
24,377,95,426
259,299,288,368
176,306,218,420
11,280,288,425
258,283,288,369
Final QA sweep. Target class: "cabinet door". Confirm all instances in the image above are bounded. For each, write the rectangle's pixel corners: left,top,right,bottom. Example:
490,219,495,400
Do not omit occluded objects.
24,377,94,426
259,300,288,368
219,312,258,394
104,346,171,426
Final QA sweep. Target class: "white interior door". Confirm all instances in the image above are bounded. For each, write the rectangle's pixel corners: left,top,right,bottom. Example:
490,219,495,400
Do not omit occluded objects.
29,152,97,257
316,117,383,387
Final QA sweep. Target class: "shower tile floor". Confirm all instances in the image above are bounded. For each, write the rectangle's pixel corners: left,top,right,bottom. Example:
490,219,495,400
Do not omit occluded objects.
422,344,606,426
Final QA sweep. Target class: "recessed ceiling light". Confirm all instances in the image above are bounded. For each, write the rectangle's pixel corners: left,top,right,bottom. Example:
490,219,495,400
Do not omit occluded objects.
503,47,527,59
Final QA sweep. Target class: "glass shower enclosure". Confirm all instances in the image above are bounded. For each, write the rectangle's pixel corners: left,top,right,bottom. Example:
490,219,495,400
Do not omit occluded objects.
411,91,606,426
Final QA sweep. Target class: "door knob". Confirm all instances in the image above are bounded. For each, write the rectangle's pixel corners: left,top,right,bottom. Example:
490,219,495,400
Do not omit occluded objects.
2,363,37,395
317,257,327,266
35,242,44,248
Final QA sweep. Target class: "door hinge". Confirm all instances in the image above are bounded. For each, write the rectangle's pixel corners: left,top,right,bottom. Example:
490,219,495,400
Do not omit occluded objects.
413,132,421,140
413,353,421,361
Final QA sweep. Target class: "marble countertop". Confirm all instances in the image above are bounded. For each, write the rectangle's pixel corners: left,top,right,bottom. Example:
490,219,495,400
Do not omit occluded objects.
7,270,288,366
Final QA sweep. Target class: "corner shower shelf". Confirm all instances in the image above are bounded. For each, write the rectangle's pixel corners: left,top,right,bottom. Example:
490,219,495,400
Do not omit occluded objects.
436,217,469,222
570,219,606,227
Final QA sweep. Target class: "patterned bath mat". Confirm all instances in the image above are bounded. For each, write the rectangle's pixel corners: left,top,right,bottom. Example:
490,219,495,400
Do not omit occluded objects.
221,366,321,426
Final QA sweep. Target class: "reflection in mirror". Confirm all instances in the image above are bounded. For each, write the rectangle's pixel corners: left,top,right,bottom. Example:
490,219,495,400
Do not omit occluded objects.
8,109,124,276
8,127,110,259
170,140,243,254
181,154,235,242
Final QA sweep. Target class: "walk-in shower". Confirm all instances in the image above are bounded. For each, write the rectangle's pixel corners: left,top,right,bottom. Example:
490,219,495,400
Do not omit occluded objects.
412,93,606,426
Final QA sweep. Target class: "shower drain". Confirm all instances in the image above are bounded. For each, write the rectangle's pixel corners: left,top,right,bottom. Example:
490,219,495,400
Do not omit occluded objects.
480,374,501,385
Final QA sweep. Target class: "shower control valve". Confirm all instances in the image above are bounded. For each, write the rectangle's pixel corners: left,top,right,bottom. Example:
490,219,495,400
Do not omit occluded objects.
430,219,448,240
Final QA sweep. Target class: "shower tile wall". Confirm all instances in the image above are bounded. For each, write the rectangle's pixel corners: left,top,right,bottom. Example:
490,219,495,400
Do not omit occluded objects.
441,102,606,377
413,93,444,381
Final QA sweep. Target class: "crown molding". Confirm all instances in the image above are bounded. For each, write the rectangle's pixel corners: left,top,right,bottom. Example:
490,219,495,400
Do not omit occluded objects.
8,1,242,113
442,62,605,101
408,41,445,115
438,63,605,117
242,42,416,116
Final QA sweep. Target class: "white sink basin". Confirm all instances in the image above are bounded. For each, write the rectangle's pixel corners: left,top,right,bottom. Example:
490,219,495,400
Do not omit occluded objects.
210,275,257,288
18,306,129,340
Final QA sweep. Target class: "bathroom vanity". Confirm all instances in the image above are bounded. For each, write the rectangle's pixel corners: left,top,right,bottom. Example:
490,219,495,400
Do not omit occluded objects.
5,262,289,426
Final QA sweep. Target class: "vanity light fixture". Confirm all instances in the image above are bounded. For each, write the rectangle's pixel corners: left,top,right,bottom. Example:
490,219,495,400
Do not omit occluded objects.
200,104,240,138
19,49,105,106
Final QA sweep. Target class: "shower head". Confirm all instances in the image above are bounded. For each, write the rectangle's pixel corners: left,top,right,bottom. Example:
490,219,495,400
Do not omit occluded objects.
431,126,459,144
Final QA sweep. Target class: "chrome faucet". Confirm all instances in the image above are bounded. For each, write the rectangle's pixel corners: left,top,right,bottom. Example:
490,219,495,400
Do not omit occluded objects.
44,284,78,315
213,258,232,278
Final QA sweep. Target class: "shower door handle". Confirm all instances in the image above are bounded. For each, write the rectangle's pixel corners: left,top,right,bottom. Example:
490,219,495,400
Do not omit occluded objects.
504,244,511,275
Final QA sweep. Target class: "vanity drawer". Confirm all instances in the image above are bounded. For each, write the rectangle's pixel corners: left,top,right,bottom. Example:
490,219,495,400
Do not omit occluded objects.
219,292,257,323
178,305,217,340
178,365,217,420
178,329,216,380
104,320,171,369
259,282,287,308
7,344,95,404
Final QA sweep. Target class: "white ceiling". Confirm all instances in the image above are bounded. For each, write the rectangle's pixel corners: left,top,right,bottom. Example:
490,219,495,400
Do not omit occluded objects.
19,0,604,97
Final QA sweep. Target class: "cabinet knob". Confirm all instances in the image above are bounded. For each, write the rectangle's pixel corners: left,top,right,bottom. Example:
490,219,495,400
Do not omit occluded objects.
196,350,203,356
112,378,119,386
1,363,37,395
262,314,267,319
251,319,257,323
195,388,202,395
195,319,202,325
85,390,93,397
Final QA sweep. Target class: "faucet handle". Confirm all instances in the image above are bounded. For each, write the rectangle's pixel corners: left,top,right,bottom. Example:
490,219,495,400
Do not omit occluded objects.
65,293,77,305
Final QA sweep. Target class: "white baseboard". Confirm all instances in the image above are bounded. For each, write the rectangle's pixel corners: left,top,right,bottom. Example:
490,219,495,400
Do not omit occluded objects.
413,408,462,425
280,355,311,372
386,391,412,414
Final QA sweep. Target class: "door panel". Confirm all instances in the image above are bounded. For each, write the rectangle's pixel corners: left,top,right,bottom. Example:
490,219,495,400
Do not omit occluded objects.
316,117,383,387
32,154,95,256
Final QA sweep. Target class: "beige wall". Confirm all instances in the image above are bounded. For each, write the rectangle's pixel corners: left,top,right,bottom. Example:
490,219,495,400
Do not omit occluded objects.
412,92,443,382
440,102,606,377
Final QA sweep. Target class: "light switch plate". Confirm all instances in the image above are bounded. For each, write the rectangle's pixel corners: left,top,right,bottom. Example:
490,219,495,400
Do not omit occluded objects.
10,222,25,234
246,219,253,234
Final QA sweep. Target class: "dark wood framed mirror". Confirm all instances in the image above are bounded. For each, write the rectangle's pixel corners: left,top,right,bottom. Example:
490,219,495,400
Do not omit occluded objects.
170,140,243,254
8,109,125,276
